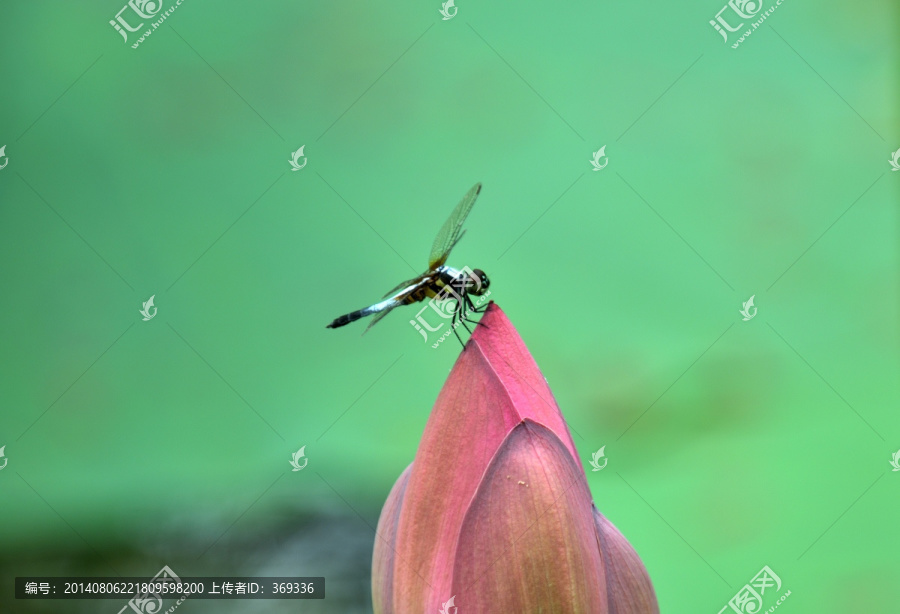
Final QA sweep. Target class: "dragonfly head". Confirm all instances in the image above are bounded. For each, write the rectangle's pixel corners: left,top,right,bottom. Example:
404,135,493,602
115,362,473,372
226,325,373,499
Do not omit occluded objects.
468,268,490,296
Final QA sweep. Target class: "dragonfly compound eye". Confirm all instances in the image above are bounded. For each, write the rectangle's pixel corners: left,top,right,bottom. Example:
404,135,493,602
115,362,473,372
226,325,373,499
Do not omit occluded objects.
470,269,490,295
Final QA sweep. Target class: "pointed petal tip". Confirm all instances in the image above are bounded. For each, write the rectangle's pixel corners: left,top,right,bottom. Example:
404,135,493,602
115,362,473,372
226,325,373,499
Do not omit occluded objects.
462,301,581,465
469,301,502,345
451,420,606,611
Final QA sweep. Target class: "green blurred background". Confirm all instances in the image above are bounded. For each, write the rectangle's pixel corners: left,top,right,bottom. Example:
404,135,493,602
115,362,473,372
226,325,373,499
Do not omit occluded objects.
1,0,898,612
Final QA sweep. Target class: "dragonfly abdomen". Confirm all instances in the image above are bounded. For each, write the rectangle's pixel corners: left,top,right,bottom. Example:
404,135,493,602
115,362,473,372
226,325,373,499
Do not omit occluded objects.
326,297,396,329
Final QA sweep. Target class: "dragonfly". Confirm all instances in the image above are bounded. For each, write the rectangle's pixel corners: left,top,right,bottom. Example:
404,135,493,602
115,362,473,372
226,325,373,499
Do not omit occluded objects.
326,182,490,341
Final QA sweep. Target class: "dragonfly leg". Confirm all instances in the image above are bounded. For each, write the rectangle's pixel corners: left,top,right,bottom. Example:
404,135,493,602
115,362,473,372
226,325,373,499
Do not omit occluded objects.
458,296,476,335
462,294,489,329
452,315,466,347
448,297,469,347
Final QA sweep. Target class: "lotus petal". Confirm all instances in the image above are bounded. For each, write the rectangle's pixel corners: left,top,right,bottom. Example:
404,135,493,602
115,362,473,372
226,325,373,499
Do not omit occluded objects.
594,507,659,614
391,304,583,611
372,463,412,614
374,303,658,613
451,419,607,612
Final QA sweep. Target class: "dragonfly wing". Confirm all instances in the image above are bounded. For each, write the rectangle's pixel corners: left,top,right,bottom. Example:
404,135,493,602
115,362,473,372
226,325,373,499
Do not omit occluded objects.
381,273,427,298
428,182,482,269
363,298,403,333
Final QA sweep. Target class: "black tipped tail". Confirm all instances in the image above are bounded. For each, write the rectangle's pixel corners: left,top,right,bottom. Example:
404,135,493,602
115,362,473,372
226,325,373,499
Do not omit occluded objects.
326,308,369,329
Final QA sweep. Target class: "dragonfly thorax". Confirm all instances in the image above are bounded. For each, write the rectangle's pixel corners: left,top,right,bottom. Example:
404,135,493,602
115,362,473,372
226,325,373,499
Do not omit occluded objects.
438,266,490,297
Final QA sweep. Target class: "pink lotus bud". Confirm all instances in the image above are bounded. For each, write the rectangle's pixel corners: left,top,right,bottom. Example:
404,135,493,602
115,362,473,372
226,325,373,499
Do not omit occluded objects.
373,303,659,613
